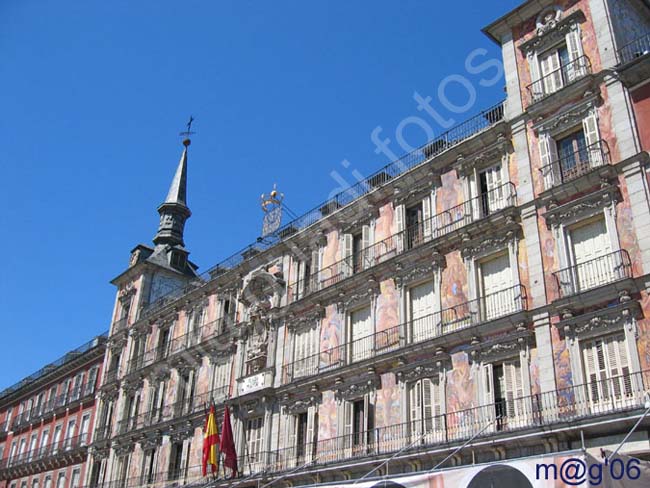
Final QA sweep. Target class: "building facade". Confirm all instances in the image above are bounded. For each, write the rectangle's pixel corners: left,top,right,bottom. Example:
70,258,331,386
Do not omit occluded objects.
0,335,106,488
72,0,650,487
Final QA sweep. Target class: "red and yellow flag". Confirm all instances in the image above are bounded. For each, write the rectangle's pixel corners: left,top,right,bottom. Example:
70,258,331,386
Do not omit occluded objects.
202,404,219,476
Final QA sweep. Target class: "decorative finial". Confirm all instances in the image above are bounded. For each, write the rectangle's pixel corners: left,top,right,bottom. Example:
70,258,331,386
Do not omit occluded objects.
180,116,195,147
260,184,284,237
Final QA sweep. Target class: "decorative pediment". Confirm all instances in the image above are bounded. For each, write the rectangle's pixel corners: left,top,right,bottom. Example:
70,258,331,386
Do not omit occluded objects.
395,351,450,383
207,343,237,361
112,440,135,456
108,334,128,351
335,280,380,314
533,97,598,136
119,283,137,299
169,421,196,443
280,389,322,414
544,186,619,228
520,10,584,56
121,377,143,394
334,376,381,402
460,224,518,260
147,366,171,384
130,320,152,338
454,136,509,177
468,325,531,362
392,173,439,206
394,252,446,287
560,302,641,340
90,445,111,459
287,305,324,332
138,431,162,452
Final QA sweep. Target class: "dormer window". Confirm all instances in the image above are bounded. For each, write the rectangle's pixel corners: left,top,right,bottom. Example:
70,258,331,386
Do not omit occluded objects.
170,251,186,270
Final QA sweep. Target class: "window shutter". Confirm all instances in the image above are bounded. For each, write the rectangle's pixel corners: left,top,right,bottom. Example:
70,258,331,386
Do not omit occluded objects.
422,379,433,433
409,382,421,436
395,204,405,252
422,196,432,240
583,341,600,404
565,29,584,78
539,134,559,188
306,407,317,462
483,363,495,405
582,113,602,166
529,55,543,100
288,415,297,454
343,402,353,449
311,249,320,291
361,225,371,269
342,233,353,277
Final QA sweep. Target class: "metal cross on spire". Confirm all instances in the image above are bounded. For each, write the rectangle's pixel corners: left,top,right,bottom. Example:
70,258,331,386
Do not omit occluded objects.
180,116,195,146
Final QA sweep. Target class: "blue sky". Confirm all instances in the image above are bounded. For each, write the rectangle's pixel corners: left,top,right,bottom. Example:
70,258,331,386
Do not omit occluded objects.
0,0,522,389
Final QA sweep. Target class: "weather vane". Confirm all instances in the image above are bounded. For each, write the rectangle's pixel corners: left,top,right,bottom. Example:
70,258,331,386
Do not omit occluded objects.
180,116,195,146
260,184,284,236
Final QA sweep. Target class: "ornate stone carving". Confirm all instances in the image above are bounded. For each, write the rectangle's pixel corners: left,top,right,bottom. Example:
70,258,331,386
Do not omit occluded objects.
122,378,143,394
287,305,323,332
335,376,381,402
534,99,598,135
545,187,619,228
335,282,380,314
460,229,517,260
112,440,135,456
536,6,562,36
469,327,531,362
394,255,445,288
139,431,162,451
119,283,137,299
521,10,583,56
455,137,509,177
562,303,638,339
169,422,195,443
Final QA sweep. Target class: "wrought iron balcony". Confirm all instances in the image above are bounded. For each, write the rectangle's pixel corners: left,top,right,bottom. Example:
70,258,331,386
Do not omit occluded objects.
540,140,610,190
10,382,97,432
125,318,237,376
260,369,650,476
288,183,517,303
618,32,650,65
115,386,230,437
552,250,633,299
110,317,128,336
282,285,527,384
526,55,592,104
0,433,90,471
138,102,506,321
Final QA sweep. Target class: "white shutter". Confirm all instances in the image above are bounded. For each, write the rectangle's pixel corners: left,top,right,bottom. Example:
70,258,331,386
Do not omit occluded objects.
483,165,505,213
288,415,297,458
422,379,433,434
539,133,559,189
305,406,316,462
583,341,602,406
311,249,320,291
409,382,421,439
540,50,562,94
422,195,432,240
410,281,435,342
529,55,543,100
582,113,602,167
343,234,353,277
483,363,495,405
343,402,353,450
395,204,405,253
361,225,371,269
350,307,373,362
565,29,584,80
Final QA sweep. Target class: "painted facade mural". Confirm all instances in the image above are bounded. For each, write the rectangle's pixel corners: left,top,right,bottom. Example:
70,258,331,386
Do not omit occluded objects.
445,350,477,414
374,373,401,430
440,251,469,311
376,279,399,333
320,304,342,355
318,390,338,440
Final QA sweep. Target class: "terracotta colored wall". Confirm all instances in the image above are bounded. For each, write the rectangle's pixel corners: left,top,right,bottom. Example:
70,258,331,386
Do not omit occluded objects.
445,350,477,414
441,251,469,311
375,373,400,430
632,83,650,152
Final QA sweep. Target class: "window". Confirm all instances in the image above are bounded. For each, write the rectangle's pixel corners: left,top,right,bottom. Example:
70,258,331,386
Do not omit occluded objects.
343,397,374,452
186,308,203,346
116,454,130,486
70,373,84,401
292,327,318,379
71,469,81,488
61,378,72,404
31,478,39,488
64,418,77,450
483,359,526,429
148,382,164,423
47,386,57,411
563,217,616,294
130,337,144,371
477,164,508,217
56,473,65,488
43,477,52,488
246,417,265,470
408,379,444,443
349,306,373,362
52,425,62,454
289,257,312,301
210,361,230,401
156,327,171,360
80,414,91,446
27,434,37,461
143,448,158,484
40,429,49,456
120,296,132,321
177,370,196,416
18,438,26,462
408,281,435,342
20,482,26,488
85,366,99,396
168,442,184,481
289,410,317,463
4,407,12,431
478,251,514,320
582,334,633,410
530,28,586,100
35,392,45,416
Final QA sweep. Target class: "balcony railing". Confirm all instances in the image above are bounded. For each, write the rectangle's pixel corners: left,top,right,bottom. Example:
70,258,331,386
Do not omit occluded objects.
527,55,592,104
288,182,517,303
10,382,97,431
283,285,527,384
111,317,128,336
553,250,632,299
138,101,506,321
0,433,89,471
254,369,650,475
115,386,230,437
540,140,610,190
618,32,650,65
125,318,237,376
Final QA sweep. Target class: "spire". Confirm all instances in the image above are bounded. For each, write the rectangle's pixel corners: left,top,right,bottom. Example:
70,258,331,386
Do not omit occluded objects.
153,136,192,248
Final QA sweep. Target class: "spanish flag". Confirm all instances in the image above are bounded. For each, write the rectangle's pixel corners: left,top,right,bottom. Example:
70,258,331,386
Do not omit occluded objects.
202,403,219,476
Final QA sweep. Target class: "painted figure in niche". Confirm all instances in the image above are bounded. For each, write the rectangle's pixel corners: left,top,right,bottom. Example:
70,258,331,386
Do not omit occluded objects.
446,352,476,424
